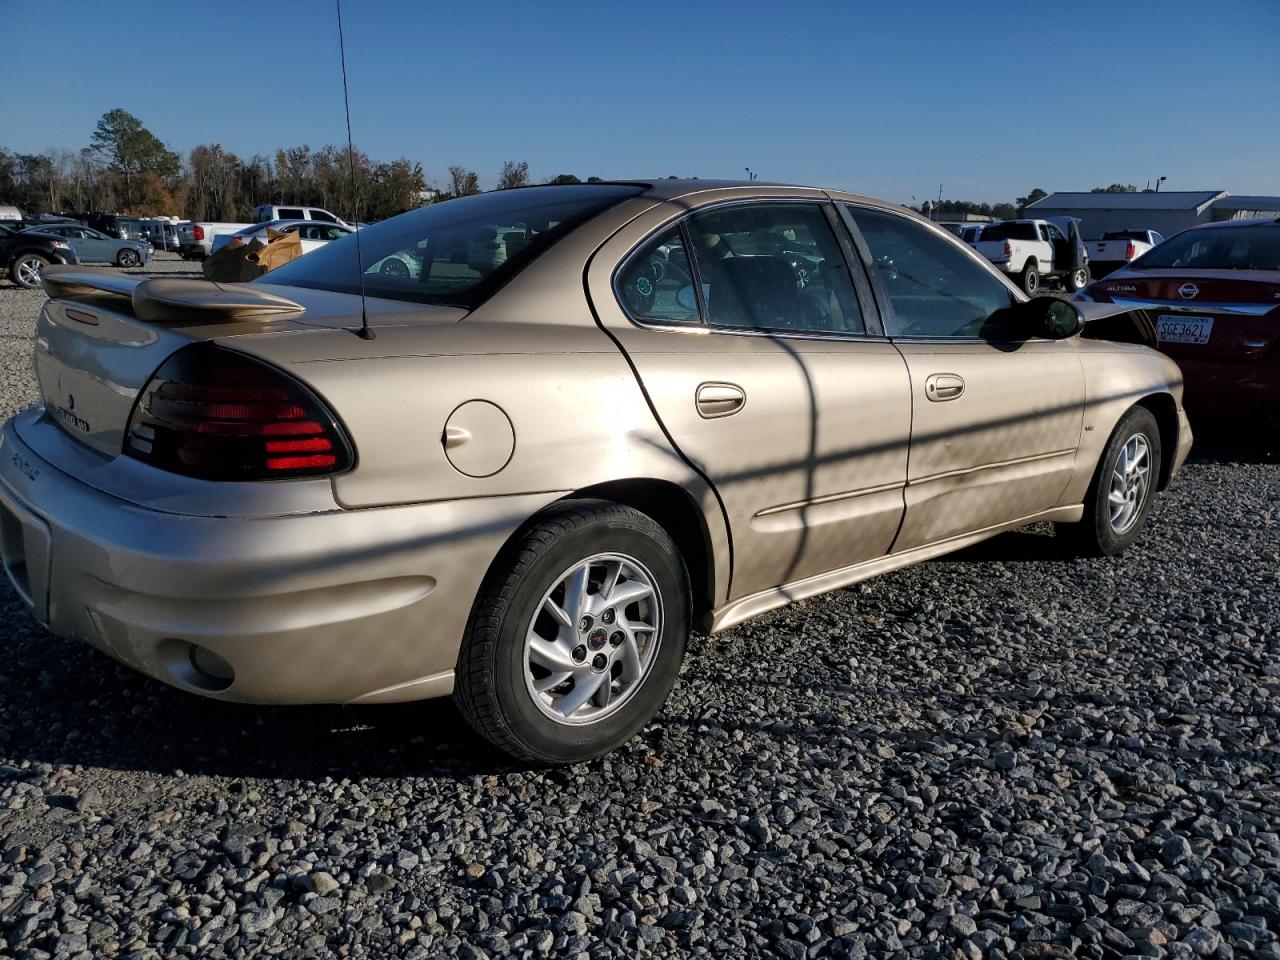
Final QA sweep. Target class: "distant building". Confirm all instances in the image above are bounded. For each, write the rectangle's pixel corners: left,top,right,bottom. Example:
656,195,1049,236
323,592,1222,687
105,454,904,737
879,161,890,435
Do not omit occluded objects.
1211,195,1280,221
1026,191,1227,239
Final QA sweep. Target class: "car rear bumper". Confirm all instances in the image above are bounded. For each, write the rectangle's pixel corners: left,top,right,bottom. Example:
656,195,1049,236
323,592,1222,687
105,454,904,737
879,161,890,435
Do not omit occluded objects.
0,414,559,705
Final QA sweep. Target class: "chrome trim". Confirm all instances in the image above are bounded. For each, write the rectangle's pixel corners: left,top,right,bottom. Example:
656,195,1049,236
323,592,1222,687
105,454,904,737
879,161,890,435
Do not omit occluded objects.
1111,296,1275,316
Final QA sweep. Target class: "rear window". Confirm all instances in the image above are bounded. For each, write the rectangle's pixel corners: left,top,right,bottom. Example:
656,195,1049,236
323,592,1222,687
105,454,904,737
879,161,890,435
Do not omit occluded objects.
981,222,1038,241
1132,225,1280,271
263,184,645,309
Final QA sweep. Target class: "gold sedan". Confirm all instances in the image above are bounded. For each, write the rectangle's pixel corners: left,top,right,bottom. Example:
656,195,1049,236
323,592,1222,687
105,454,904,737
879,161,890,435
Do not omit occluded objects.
0,181,1190,762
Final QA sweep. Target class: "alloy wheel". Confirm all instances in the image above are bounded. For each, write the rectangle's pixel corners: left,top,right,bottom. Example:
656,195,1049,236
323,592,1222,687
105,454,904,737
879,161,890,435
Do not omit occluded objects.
1108,433,1151,534
16,257,43,287
522,552,662,725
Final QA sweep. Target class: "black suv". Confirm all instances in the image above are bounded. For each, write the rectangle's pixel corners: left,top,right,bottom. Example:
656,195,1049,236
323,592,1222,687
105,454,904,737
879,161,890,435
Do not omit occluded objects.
0,224,80,289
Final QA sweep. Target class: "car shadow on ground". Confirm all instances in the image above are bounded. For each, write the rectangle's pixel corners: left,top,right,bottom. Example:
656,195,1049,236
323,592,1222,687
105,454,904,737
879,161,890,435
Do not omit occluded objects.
0,602,525,783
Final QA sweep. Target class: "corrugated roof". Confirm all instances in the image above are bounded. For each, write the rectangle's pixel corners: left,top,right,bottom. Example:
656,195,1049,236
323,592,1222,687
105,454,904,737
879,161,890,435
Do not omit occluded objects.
1215,195,1280,210
1028,191,1225,211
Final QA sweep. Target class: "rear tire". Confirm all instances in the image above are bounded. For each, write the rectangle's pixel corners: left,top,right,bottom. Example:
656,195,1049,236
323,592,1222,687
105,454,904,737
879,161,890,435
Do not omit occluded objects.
454,500,689,764
1019,261,1040,295
10,254,49,289
1057,406,1161,556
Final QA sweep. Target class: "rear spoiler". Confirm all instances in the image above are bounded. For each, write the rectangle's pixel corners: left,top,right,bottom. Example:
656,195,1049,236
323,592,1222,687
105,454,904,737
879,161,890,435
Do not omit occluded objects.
41,266,305,322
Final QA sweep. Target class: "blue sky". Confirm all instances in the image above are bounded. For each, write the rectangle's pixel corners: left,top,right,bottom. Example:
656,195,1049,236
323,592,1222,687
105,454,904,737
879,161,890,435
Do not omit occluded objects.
5,0,1278,204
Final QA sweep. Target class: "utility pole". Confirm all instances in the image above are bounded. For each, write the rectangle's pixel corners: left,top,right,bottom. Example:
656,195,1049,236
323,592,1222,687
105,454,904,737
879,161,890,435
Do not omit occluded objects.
744,167,758,182
1156,176,1167,192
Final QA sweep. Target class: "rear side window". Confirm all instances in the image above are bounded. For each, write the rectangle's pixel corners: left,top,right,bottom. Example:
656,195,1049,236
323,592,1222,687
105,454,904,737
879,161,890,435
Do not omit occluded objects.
685,202,865,335
847,206,1013,339
264,184,644,308
981,222,1038,242
617,227,699,323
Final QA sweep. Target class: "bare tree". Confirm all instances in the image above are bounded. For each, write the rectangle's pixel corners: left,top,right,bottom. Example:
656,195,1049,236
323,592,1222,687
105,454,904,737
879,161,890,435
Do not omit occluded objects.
497,160,529,190
448,165,480,198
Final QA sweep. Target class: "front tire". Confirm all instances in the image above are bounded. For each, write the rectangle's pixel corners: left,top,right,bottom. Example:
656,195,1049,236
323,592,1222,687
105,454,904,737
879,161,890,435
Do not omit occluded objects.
10,254,49,289
1067,266,1090,292
455,500,690,764
1057,406,1161,556
1019,261,1040,295
117,248,141,268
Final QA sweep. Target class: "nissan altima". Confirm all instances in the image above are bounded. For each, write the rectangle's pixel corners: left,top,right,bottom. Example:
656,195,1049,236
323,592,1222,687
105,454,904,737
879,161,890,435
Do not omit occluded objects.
0,180,1192,762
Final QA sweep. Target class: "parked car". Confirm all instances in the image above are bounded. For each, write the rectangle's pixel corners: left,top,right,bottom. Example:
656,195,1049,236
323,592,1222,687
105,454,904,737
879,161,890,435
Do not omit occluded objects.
959,223,985,244
22,223,150,268
1076,217,1279,414
0,224,79,288
210,219,354,256
252,204,349,226
0,180,1191,763
1088,229,1165,279
974,218,1090,293
178,221,254,260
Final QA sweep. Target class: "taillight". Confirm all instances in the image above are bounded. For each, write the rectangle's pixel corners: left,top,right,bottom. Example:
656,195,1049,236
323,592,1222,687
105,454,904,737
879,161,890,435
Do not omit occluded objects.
1004,242,1012,257
124,344,354,481
193,225,205,241
1126,241,1136,260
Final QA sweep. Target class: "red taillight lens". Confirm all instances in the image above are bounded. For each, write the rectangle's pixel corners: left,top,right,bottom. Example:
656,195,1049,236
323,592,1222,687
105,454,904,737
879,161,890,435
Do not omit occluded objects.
1126,241,1136,260
193,225,205,241
124,344,354,480
1004,242,1012,257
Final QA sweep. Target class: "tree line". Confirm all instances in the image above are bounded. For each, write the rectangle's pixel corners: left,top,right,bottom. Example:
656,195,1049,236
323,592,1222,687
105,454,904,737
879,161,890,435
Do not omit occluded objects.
0,109,597,223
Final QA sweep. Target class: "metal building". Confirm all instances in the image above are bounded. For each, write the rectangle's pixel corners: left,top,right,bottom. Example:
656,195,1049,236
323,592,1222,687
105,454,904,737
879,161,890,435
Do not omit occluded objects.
1211,195,1280,221
1025,191,1226,240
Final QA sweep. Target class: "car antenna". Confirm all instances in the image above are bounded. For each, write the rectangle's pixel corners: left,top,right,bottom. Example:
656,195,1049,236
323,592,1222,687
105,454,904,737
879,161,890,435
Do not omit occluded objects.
336,0,374,340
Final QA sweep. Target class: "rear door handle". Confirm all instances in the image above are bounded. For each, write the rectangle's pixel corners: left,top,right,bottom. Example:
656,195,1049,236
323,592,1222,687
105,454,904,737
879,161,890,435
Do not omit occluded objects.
696,382,746,418
924,373,965,402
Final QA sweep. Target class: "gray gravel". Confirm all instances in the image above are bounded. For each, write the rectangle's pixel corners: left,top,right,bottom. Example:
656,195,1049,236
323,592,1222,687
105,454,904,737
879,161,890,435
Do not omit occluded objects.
0,258,1278,959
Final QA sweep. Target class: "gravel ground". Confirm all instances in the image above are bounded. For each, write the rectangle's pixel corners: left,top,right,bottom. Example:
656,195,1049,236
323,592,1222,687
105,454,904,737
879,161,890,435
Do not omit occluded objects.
0,257,1277,959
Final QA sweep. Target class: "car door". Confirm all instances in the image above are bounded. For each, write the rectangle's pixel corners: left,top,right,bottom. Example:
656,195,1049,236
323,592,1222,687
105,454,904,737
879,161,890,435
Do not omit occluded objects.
80,228,114,263
842,204,1086,551
588,192,912,602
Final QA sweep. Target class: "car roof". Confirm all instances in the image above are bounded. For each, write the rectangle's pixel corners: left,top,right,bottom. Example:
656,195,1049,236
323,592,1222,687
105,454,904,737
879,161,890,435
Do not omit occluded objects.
1177,216,1280,232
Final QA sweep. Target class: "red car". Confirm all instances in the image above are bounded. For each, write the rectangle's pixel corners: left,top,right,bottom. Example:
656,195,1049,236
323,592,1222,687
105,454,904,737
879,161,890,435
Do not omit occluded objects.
1076,218,1280,415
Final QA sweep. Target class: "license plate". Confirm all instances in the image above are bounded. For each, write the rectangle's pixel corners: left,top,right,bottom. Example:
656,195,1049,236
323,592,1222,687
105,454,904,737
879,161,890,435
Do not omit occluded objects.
1156,314,1214,345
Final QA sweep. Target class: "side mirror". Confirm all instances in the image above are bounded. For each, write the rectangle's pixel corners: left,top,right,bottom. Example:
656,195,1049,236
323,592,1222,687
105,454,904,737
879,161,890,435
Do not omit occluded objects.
1027,295,1083,339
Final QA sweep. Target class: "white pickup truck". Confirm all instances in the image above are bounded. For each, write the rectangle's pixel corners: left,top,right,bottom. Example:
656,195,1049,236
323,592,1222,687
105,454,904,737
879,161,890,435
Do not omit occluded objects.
1087,229,1164,278
178,221,253,261
972,218,1091,294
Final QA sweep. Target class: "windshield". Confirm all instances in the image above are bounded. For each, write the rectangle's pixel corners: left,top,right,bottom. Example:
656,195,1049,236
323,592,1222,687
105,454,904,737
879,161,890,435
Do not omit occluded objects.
1131,225,1280,271
980,222,1037,242
262,184,644,308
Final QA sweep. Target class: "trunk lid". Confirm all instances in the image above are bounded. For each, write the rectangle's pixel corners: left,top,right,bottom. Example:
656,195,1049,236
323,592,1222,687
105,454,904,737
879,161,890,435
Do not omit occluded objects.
33,268,464,458
1096,268,1280,364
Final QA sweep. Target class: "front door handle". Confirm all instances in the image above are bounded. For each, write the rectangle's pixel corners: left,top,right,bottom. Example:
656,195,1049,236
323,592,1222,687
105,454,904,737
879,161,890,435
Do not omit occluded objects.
924,373,965,402
696,382,746,418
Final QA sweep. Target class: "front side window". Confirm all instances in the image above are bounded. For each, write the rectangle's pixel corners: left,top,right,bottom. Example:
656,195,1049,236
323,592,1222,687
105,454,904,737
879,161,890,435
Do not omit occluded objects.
279,208,305,220
847,206,1014,339
311,210,338,223
685,202,864,335
264,184,644,308
616,226,699,324
1044,223,1065,243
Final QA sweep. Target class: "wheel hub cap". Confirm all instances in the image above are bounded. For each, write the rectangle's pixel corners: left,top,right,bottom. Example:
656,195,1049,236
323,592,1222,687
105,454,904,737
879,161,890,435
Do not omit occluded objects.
1107,433,1151,534
522,552,662,725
